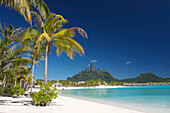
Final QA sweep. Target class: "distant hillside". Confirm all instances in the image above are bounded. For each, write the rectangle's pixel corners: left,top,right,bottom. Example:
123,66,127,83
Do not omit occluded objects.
67,64,118,82
120,73,169,83
164,78,170,82
66,65,170,83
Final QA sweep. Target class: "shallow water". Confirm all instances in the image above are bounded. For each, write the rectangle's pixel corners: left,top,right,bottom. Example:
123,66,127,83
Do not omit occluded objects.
61,85,170,113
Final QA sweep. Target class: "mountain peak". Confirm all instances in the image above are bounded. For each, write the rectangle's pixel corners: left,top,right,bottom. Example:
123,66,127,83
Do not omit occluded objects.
67,65,118,82
120,73,166,83
90,64,95,72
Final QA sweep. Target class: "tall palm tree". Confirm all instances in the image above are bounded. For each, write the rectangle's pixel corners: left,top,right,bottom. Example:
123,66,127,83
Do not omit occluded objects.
23,11,88,85
0,0,50,25
21,28,45,91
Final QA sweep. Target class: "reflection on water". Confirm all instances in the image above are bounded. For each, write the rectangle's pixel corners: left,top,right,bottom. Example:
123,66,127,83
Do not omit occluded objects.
61,85,170,113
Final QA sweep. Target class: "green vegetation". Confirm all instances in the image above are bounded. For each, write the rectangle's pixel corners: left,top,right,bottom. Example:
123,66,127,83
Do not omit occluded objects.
67,64,118,82
30,81,58,106
0,85,13,96
26,12,87,86
0,0,50,25
67,66,170,83
56,79,129,87
120,73,170,83
0,87,3,95
0,0,87,107
0,23,32,89
0,0,169,108
12,86,25,96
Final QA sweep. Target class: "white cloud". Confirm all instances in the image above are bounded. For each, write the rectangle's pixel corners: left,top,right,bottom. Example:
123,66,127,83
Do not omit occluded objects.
90,59,98,63
125,61,131,65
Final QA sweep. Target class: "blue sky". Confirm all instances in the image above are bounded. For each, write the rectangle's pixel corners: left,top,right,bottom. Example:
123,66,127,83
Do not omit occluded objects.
0,0,170,80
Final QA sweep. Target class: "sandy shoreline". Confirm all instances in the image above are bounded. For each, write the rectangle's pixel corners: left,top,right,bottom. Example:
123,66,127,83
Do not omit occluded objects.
0,95,144,113
27,85,126,93
57,85,126,89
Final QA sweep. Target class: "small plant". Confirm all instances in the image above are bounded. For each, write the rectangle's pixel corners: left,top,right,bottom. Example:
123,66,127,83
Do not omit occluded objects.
12,86,25,96
3,86,13,96
0,87,3,96
30,81,58,106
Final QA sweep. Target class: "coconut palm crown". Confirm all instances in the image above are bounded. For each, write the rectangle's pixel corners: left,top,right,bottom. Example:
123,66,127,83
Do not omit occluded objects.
22,11,88,85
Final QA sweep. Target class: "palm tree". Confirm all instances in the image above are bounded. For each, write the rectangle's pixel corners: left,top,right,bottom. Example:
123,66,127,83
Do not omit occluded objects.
0,0,50,25
0,23,19,87
21,28,45,91
23,11,87,85
0,23,31,87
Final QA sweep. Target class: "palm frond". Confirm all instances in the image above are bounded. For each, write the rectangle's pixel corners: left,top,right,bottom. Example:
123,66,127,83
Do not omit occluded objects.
22,27,40,42
0,22,5,35
53,39,74,60
36,0,50,20
9,27,22,39
0,0,32,25
36,32,51,45
53,27,88,39
0,0,50,25
0,36,1,44
71,27,88,38
52,37,84,56
45,14,68,33
31,11,44,30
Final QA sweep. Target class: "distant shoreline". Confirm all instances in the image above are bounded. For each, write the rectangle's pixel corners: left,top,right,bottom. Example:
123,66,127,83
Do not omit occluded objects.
32,84,170,91
30,84,170,92
53,84,170,90
56,85,125,90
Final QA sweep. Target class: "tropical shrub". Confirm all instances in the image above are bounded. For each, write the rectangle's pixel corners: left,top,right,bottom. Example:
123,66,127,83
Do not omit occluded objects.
12,86,25,96
2,86,13,96
30,81,58,106
0,87,3,96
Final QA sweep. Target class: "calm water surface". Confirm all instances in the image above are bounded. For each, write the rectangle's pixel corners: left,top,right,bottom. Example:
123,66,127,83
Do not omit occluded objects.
61,85,170,113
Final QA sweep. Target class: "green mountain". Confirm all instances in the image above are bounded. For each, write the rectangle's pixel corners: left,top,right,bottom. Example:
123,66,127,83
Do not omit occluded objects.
67,65,170,83
67,64,118,82
120,73,169,83
163,78,170,82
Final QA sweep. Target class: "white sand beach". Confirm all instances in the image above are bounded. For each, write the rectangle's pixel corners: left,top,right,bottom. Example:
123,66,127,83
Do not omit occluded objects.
26,85,126,93
0,95,144,113
57,85,126,89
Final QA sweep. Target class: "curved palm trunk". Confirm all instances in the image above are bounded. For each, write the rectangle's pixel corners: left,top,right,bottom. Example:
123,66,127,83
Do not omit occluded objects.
44,44,48,86
30,60,35,92
3,81,6,88
24,65,33,90
2,75,7,88
24,80,26,88
14,76,17,87
20,79,23,87
24,75,30,90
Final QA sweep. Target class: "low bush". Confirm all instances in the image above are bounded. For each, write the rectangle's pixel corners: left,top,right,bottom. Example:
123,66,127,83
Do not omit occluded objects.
30,81,58,106
12,86,25,96
0,87,3,96
2,86,13,96
0,85,25,96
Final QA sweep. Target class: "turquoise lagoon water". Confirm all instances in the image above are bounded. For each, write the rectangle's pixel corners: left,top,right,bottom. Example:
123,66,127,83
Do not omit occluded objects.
61,85,170,113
